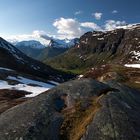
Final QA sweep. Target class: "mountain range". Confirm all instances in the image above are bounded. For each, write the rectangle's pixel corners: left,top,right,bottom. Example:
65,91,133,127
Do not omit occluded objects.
9,37,79,60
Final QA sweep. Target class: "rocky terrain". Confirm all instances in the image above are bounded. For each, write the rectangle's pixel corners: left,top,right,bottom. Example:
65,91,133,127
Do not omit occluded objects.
0,79,140,140
45,24,140,73
0,89,29,114
80,64,140,89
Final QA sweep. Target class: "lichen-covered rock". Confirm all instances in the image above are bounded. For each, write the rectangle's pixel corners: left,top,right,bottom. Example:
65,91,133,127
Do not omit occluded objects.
0,79,140,140
0,79,112,140
81,82,140,140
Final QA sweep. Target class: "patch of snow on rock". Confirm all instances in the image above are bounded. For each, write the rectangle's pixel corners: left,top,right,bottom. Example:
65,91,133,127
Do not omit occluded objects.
98,38,104,40
0,67,14,71
130,51,140,60
125,64,140,68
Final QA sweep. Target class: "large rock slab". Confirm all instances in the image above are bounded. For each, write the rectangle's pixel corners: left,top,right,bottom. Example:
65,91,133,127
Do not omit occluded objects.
0,79,140,140
82,82,140,140
0,79,111,140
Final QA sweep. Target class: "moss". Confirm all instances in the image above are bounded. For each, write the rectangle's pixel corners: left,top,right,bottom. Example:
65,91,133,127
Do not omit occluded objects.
60,96,102,140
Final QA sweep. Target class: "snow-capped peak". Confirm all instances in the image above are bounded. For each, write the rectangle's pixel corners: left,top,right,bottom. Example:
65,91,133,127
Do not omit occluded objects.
49,38,79,48
115,23,140,30
16,40,46,49
7,34,51,47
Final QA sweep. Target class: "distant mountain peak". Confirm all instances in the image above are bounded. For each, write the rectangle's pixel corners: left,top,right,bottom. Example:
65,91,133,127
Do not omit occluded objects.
48,38,79,48
9,37,79,49
16,40,46,49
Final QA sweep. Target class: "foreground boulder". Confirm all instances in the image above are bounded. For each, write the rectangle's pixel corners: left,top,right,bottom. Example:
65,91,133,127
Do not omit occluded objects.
0,79,140,140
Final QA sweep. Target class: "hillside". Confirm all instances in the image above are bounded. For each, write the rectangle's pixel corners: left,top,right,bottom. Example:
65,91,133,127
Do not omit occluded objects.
45,24,140,74
0,37,74,82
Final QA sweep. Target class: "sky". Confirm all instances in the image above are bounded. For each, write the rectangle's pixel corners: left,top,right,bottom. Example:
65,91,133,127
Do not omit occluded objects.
0,0,140,40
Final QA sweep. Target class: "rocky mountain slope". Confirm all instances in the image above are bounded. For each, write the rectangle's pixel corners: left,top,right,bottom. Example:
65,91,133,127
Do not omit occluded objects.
37,47,68,61
15,40,44,60
0,37,74,82
0,79,140,140
45,24,140,73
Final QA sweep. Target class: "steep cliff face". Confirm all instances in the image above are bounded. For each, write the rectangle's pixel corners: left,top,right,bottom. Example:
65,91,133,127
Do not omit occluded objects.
46,24,140,71
0,79,140,140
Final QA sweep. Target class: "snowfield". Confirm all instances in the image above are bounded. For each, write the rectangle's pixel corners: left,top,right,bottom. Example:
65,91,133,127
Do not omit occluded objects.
124,64,140,68
0,67,14,71
0,75,57,98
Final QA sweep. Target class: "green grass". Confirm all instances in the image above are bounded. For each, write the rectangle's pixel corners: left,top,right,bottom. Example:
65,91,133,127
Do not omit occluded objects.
56,68,86,75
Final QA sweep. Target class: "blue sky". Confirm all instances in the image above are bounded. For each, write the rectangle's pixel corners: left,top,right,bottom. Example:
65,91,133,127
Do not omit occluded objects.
0,0,140,39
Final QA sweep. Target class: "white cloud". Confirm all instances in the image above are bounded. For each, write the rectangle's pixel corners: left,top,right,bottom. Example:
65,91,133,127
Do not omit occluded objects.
81,22,102,31
32,30,46,37
53,18,106,39
53,18,127,38
112,10,118,14
74,11,83,15
104,20,126,31
93,12,103,20
6,30,52,46
7,30,48,41
53,17,84,39
32,30,52,40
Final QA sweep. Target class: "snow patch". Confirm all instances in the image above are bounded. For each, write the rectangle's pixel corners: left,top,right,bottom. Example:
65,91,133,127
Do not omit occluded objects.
0,76,57,98
0,67,14,71
7,76,55,88
0,80,51,98
98,38,104,40
130,50,140,60
78,75,84,79
124,64,140,68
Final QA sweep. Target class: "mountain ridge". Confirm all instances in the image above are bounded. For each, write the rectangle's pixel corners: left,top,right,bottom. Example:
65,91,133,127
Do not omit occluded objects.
12,38,79,60
45,24,140,73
